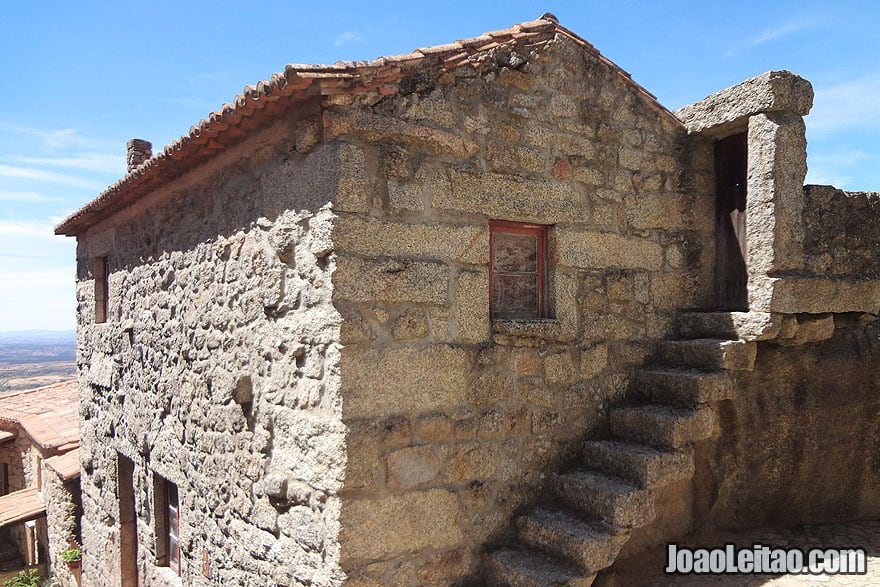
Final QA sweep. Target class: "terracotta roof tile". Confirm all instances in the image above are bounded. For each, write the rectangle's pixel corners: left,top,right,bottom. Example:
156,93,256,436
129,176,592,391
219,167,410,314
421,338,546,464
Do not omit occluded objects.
45,448,81,481
55,15,677,237
0,488,45,529
0,380,79,451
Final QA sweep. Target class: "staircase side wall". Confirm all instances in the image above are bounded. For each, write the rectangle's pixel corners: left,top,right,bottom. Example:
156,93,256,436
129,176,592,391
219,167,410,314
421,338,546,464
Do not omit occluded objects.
698,317,880,530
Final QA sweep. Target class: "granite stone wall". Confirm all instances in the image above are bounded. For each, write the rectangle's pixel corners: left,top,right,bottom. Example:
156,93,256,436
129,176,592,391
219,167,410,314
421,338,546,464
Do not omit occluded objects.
696,316,880,530
75,122,348,586
802,185,880,279
331,35,715,586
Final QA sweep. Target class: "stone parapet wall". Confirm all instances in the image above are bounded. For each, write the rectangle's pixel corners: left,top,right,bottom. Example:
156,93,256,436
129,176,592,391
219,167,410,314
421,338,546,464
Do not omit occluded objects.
802,185,880,279
332,34,714,586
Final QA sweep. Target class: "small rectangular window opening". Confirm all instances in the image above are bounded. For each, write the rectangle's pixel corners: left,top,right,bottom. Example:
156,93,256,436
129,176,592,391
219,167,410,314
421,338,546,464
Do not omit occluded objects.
93,257,108,324
489,220,549,320
154,474,181,576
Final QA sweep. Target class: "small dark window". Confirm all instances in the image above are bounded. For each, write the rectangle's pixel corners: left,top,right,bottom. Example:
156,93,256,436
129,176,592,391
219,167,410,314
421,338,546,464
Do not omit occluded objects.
93,257,108,323
1,463,8,495
489,220,549,320
154,474,181,575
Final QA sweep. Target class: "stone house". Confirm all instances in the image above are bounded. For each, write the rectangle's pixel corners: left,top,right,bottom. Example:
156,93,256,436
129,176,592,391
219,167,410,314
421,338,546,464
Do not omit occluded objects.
55,14,880,587
0,380,82,586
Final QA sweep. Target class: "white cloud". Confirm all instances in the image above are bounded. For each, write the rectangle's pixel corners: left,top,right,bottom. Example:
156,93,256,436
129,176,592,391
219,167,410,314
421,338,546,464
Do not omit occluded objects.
0,220,57,238
334,31,364,47
0,190,58,203
13,153,124,175
0,163,103,190
808,74,880,133
751,18,816,45
725,17,818,57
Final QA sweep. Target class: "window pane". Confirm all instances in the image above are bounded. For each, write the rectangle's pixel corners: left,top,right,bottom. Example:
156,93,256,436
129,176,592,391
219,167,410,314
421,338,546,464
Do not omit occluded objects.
492,233,537,272
492,274,539,319
169,535,180,573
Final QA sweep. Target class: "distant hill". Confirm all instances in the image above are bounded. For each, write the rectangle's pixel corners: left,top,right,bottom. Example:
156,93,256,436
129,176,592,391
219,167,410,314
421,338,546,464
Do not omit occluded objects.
0,330,76,392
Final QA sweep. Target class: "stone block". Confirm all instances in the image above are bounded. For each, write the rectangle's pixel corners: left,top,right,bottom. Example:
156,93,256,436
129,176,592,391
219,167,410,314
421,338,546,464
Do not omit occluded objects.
445,442,500,483
387,179,424,212
556,229,664,271
340,346,470,418
675,70,814,136
436,168,588,224
455,271,491,344
543,352,577,387
339,490,463,561
333,256,448,304
580,344,609,379
324,108,479,160
794,313,835,344
333,217,489,265
386,445,441,490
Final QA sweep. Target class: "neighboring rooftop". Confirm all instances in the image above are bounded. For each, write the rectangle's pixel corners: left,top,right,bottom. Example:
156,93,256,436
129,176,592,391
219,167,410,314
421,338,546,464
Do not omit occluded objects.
0,379,79,451
55,15,674,237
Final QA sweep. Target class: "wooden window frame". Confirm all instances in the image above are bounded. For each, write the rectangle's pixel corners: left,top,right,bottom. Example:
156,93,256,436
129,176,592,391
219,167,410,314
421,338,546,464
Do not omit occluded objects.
489,220,549,320
154,474,181,576
93,257,108,324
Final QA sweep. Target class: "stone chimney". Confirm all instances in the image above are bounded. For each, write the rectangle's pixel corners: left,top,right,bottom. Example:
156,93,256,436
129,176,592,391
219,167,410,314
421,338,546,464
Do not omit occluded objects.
126,139,152,172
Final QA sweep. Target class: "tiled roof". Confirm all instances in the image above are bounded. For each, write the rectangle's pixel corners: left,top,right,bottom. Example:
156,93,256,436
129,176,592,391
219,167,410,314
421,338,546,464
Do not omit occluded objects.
45,447,81,481
0,488,45,529
55,15,676,237
0,380,79,451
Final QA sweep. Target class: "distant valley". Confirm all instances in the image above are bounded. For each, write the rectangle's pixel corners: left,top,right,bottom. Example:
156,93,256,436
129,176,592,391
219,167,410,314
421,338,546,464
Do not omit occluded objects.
0,330,76,393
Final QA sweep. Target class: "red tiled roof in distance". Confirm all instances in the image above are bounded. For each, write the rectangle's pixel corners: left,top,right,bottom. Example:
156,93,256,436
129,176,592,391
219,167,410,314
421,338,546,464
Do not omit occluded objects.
45,448,81,481
55,15,678,237
0,488,46,529
0,380,79,451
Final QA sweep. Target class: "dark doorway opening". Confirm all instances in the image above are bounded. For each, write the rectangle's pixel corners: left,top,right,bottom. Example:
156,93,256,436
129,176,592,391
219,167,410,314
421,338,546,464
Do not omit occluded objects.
117,454,138,587
714,132,749,310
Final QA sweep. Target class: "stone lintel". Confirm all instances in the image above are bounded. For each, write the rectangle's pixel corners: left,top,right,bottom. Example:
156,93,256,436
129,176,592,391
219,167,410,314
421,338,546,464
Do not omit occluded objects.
323,107,480,159
674,71,814,137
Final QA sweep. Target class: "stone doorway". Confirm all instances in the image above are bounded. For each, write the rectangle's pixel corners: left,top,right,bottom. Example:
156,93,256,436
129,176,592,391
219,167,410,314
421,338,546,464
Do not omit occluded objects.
714,132,749,310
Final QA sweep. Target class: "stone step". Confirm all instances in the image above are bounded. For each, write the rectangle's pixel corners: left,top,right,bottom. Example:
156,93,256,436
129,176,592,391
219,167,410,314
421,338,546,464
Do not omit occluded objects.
517,507,629,574
551,469,654,530
632,368,734,406
657,339,756,371
678,311,781,341
610,404,715,449
581,439,694,488
485,548,596,587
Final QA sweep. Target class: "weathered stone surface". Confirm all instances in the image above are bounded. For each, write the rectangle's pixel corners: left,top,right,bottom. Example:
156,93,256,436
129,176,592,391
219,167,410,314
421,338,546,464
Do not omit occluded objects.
556,229,664,270
455,270,491,343
339,490,463,561
803,185,880,279
436,168,588,224
677,311,782,341
324,107,480,160
333,256,449,304
675,70,814,136
340,346,470,418
746,112,808,279
334,216,489,264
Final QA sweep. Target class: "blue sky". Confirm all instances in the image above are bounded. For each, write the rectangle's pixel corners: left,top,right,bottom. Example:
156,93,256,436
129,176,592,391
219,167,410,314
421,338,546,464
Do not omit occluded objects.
1,0,878,331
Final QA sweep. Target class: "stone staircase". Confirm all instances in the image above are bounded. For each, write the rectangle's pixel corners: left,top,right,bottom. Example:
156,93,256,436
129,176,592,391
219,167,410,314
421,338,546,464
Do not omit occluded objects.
485,312,759,586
